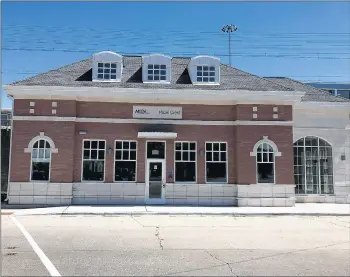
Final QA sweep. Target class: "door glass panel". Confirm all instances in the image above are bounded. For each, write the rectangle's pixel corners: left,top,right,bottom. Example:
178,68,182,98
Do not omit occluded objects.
147,142,165,159
149,162,162,199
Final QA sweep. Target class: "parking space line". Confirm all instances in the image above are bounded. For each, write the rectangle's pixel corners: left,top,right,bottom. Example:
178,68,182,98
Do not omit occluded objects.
10,216,61,277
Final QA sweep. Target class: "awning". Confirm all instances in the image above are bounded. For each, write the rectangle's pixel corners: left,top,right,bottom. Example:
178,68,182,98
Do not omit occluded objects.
137,132,177,139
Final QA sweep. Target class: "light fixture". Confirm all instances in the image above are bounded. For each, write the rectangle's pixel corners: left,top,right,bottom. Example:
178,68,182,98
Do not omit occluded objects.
79,130,87,135
108,147,113,156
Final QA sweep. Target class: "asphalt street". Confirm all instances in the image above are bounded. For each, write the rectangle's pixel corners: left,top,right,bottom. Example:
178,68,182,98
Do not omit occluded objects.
2,214,350,276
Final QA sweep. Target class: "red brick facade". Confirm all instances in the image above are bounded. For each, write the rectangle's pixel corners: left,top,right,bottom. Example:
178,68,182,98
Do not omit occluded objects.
10,100,294,185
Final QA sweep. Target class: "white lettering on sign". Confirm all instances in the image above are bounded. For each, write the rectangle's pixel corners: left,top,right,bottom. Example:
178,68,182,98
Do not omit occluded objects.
133,106,182,119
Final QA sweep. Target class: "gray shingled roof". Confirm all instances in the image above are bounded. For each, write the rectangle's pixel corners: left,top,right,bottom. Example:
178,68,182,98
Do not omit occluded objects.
9,56,292,91
265,77,350,102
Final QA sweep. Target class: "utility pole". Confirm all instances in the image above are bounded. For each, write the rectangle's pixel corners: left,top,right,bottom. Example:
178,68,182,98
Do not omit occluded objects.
221,24,238,66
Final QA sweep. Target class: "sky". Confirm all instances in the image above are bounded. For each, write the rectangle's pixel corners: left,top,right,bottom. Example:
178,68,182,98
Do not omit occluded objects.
1,1,350,108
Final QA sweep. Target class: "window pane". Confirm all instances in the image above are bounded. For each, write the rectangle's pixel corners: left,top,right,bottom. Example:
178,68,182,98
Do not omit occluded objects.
91,150,97,159
154,65,160,69
99,141,105,149
45,142,50,148
190,152,195,161
130,141,136,150
182,143,188,151
111,63,117,68
98,69,103,73
175,162,196,182
111,75,116,79
197,66,202,70
206,143,212,151
123,151,129,160
190,143,196,150
148,64,153,69
84,150,90,159
175,143,181,150
160,70,166,75
154,75,160,80
175,151,181,161
183,152,189,161
197,77,202,82
104,63,110,67
147,142,165,159
115,161,136,182
39,149,44,159
130,150,136,160
104,74,110,79
45,149,51,159
82,161,104,181
98,63,103,67
263,153,268,162
31,162,50,181
84,140,90,149
98,74,103,79
206,162,226,182
257,163,274,183
98,150,105,160
209,71,215,76
220,152,226,161
203,77,208,82
33,141,39,148
32,149,38,159
104,69,110,73
148,75,153,81
115,150,122,160
160,76,166,80
206,152,212,161
123,141,129,149
268,153,274,162
213,143,219,151
115,141,122,149
213,152,219,161
91,141,98,149
209,66,215,71
160,65,166,69
203,66,208,71
209,77,215,82
257,152,262,162
220,143,226,151
39,140,45,148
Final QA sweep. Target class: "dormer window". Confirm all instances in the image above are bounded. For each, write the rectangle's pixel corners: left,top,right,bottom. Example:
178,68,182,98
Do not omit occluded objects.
142,54,171,83
188,56,220,85
196,66,216,83
92,51,122,82
97,62,118,80
147,64,167,81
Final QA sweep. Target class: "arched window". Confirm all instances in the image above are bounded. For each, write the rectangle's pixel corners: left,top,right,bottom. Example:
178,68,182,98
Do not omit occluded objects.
31,139,51,181
293,136,333,194
250,136,281,184
25,133,58,182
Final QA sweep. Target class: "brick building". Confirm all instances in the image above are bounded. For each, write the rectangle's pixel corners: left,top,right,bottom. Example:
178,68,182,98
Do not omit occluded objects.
4,52,350,206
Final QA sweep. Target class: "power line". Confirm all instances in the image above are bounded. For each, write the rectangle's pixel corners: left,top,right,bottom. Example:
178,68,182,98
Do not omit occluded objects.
2,47,349,60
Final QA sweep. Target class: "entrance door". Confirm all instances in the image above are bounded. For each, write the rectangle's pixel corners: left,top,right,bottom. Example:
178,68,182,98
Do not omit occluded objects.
146,159,165,204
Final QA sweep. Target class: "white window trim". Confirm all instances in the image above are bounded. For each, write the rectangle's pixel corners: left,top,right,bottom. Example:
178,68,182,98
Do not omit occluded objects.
174,141,197,184
142,54,172,84
92,51,123,83
250,136,280,185
195,65,218,84
81,139,106,182
29,138,53,182
205,141,228,184
293,136,334,195
188,55,221,85
113,140,138,183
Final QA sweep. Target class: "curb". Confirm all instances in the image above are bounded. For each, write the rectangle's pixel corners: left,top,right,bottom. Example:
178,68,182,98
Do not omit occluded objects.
12,212,350,216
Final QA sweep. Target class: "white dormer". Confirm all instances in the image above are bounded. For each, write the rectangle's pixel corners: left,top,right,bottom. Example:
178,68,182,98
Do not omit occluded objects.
188,56,220,85
142,54,171,83
92,51,123,82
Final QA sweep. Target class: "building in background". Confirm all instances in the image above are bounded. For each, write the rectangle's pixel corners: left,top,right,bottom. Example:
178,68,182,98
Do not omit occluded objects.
306,82,350,100
1,109,12,200
3,52,350,206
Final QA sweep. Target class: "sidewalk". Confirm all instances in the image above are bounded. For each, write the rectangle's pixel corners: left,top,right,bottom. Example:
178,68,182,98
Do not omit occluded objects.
1,203,350,216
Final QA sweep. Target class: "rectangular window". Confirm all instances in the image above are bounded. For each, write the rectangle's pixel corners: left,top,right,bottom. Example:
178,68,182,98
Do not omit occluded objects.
197,66,216,83
114,140,137,182
205,142,227,183
175,142,196,182
147,64,167,81
97,62,118,80
82,140,105,181
336,89,350,99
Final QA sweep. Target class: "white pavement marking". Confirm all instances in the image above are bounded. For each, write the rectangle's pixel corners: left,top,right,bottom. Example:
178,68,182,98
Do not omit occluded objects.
10,216,61,277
